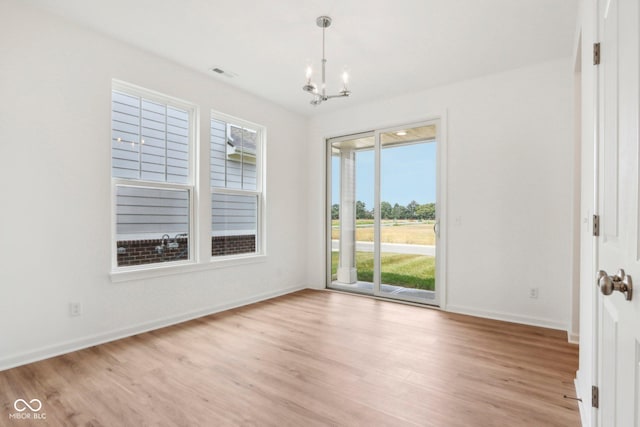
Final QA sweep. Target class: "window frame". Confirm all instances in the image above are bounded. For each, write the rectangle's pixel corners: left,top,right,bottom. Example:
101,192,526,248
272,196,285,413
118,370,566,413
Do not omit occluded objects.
210,110,266,261
110,80,199,274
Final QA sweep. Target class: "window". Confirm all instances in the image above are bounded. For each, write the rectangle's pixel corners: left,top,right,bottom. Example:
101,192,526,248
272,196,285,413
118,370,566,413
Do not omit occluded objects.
110,81,265,276
210,113,264,257
111,82,196,268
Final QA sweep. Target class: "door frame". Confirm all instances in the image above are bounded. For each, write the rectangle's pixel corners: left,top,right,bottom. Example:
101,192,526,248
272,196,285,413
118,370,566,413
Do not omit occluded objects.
575,0,601,425
324,114,448,308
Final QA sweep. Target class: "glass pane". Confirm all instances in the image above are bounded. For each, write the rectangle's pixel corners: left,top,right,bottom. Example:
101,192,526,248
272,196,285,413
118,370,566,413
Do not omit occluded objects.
140,99,167,184
212,193,257,257
112,91,190,184
329,134,375,293
166,106,190,184
330,154,340,282
241,127,258,191
210,118,227,187
379,125,437,302
210,119,259,191
115,185,190,267
226,124,242,189
112,91,141,180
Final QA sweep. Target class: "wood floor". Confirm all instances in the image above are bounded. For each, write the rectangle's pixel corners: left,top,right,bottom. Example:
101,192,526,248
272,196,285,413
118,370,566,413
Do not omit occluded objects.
0,290,580,426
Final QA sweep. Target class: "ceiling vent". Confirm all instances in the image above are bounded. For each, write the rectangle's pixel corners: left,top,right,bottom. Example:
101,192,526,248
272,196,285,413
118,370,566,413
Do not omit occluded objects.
210,67,237,78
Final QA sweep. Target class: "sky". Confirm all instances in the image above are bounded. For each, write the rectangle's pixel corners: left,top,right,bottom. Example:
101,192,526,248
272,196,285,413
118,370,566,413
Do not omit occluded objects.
331,141,436,209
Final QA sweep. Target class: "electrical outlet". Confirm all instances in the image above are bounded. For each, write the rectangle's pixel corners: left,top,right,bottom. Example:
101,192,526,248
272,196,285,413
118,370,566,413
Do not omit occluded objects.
69,302,82,317
528,288,539,299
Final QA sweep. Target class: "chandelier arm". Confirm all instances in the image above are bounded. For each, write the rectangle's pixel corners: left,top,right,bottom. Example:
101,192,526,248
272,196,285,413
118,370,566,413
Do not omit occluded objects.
324,93,350,100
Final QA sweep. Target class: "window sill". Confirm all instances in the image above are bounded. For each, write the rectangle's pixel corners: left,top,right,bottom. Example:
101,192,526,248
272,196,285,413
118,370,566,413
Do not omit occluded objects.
110,254,267,283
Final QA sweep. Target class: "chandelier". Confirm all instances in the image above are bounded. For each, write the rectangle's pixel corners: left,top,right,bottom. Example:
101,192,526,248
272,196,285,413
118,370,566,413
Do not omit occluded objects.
302,16,351,106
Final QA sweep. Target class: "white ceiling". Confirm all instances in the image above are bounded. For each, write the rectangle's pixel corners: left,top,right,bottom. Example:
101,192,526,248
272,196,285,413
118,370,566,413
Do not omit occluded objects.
23,0,580,117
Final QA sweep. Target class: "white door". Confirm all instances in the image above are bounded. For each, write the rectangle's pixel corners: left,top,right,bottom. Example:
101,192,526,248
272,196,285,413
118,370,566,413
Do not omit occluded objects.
596,0,640,424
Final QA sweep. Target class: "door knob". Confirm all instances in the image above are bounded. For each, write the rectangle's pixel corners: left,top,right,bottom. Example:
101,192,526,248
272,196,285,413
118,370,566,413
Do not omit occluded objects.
597,269,633,301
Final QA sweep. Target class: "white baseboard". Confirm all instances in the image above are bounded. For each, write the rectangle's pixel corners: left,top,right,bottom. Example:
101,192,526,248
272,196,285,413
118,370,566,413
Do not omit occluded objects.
568,332,580,344
0,285,305,372
445,304,568,331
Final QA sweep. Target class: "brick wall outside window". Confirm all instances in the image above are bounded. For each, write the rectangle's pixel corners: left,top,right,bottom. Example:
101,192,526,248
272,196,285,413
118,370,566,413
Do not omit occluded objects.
117,237,189,266
116,235,256,266
212,235,256,256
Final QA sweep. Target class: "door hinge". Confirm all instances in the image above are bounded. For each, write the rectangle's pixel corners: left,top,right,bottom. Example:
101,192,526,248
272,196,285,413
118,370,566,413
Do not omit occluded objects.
592,385,599,408
593,42,601,65
593,214,600,236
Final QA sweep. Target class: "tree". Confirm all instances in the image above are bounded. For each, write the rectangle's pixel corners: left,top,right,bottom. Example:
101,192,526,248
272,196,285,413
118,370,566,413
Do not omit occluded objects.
380,201,392,219
416,203,436,220
406,200,418,219
356,200,372,219
331,204,339,220
392,203,407,220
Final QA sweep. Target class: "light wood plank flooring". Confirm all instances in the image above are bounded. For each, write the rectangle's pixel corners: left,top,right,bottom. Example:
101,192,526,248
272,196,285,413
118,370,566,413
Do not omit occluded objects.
0,290,580,426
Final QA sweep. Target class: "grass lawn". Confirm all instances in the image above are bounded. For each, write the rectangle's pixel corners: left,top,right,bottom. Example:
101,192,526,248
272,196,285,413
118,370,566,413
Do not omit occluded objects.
331,251,435,291
331,220,435,245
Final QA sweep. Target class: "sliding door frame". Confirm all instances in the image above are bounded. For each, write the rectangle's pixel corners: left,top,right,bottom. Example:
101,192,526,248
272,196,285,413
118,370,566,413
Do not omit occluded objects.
325,115,448,308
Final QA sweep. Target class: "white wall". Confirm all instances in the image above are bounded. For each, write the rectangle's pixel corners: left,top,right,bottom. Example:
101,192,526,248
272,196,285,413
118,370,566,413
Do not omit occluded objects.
307,58,575,331
0,1,309,370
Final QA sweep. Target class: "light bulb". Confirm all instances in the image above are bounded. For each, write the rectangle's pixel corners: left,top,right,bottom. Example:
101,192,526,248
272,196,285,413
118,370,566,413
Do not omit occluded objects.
302,65,316,92
342,70,349,85
339,69,351,96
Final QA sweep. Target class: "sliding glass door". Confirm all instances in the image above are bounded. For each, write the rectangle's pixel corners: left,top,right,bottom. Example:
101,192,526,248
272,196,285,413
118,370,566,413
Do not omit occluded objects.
378,125,438,303
327,121,440,305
